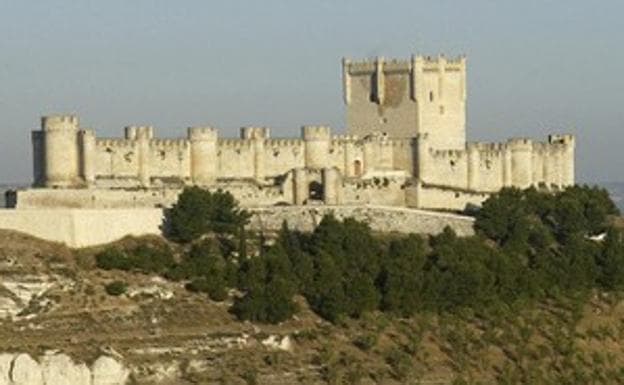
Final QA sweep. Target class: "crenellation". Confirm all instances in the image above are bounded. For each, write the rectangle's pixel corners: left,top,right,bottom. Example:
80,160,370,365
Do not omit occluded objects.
26,53,575,212
41,115,79,131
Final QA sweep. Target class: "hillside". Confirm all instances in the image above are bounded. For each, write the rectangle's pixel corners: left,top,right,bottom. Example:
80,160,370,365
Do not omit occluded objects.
1,185,623,384
1,231,624,384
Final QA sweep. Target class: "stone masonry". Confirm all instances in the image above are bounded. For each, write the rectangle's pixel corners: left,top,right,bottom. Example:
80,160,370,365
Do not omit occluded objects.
25,54,575,212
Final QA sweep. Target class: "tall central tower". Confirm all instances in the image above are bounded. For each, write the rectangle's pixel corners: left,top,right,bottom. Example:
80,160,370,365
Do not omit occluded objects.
343,55,466,150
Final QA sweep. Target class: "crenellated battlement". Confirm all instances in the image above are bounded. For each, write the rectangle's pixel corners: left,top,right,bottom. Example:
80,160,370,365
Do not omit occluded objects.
507,138,534,151
218,138,254,148
302,125,332,141
344,54,466,75
96,138,135,149
549,134,575,146
266,138,303,147
29,54,575,210
150,139,189,149
188,127,218,141
241,126,270,140
41,115,79,131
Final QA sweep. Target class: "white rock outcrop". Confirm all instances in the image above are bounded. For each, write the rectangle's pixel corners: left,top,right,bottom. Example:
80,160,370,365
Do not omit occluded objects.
41,353,91,385
11,353,43,385
0,353,127,385
91,356,129,385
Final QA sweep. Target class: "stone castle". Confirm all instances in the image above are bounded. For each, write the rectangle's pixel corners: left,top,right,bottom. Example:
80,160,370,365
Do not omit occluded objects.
20,54,575,211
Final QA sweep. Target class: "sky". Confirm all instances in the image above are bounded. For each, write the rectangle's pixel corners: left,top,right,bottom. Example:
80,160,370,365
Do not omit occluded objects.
0,1,622,184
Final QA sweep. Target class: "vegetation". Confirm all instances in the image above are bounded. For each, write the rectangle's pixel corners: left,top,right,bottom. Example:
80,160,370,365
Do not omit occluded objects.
164,187,250,242
104,280,128,296
94,185,623,327
83,185,624,383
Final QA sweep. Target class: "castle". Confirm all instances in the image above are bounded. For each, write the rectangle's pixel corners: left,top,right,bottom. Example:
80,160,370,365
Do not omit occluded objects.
19,55,575,211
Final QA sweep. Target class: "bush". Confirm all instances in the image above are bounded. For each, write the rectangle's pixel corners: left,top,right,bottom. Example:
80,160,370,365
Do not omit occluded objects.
185,276,228,302
165,187,251,242
104,281,128,296
95,248,131,271
95,245,175,275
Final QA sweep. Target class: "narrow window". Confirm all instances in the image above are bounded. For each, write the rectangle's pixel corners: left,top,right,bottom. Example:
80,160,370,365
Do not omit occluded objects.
354,160,362,177
429,91,434,102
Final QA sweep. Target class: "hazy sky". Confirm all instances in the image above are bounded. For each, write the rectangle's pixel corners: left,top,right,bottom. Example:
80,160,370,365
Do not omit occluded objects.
1,1,622,184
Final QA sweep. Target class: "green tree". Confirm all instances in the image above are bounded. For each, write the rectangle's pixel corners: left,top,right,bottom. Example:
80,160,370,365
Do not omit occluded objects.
379,234,427,316
596,228,624,290
165,187,250,242
232,248,298,323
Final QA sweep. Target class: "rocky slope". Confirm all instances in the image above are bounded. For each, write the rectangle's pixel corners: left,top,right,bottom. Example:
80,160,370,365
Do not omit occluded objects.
3,229,624,384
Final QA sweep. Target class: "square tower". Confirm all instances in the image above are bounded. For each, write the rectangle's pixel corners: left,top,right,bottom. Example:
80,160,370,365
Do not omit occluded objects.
343,55,466,150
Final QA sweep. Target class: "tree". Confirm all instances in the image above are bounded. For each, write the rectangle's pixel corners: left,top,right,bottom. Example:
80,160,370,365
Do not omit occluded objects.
232,248,298,323
379,235,427,316
596,228,624,290
165,187,250,242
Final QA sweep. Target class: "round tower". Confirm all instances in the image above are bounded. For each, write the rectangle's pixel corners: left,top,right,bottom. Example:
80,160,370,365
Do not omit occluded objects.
188,127,218,185
41,115,80,187
508,138,533,188
302,126,331,169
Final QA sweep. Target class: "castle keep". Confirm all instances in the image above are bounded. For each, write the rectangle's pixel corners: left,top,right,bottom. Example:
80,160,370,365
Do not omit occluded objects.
22,55,575,211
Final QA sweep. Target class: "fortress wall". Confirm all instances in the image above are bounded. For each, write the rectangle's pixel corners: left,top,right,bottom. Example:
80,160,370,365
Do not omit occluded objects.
0,208,163,248
331,137,365,177
217,139,255,179
263,139,305,176
148,140,191,179
473,144,506,191
248,205,475,237
341,178,406,206
424,149,469,189
406,184,488,211
13,188,182,209
0,205,474,248
327,141,347,172
12,183,291,210
94,139,139,178
391,139,416,175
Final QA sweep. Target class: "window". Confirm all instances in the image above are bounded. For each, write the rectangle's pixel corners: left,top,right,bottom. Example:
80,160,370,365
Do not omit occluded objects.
354,160,362,177
429,91,434,102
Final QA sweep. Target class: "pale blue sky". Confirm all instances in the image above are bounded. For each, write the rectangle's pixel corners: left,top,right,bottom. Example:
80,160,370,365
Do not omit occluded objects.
1,1,622,183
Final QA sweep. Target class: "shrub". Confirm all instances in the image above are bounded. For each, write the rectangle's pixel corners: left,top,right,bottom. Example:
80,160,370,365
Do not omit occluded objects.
95,244,175,275
185,276,228,302
105,281,128,296
95,248,131,271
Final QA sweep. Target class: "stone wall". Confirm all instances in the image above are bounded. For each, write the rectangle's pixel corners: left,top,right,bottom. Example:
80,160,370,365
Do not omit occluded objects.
344,56,466,150
0,208,163,247
0,206,475,248
29,54,576,212
247,205,475,237
420,135,575,193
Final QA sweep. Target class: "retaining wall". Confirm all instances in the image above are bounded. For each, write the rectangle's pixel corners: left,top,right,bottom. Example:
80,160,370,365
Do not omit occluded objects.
0,205,474,248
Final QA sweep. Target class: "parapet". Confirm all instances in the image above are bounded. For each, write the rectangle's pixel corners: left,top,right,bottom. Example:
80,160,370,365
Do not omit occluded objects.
548,134,575,146
507,138,533,151
343,54,466,75
188,126,218,141
41,115,79,131
240,126,270,140
302,125,332,141
125,126,154,140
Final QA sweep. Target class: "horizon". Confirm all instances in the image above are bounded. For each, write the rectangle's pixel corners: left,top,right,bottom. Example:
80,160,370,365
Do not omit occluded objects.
1,1,623,184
